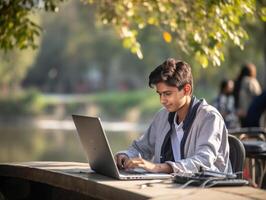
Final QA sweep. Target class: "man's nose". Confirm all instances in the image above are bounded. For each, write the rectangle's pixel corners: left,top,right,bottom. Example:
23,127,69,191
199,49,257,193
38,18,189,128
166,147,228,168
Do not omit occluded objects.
160,95,166,104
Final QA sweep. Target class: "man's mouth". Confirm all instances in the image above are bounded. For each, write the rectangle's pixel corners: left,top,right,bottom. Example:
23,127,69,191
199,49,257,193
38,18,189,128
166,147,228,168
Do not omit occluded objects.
164,105,171,109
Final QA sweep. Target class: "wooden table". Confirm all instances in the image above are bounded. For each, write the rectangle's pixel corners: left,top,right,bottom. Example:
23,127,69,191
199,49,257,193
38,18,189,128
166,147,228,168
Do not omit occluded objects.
0,162,266,200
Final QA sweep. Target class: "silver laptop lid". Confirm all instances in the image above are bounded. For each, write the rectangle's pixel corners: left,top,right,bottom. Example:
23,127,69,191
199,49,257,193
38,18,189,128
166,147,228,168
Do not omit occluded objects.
72,115,172,180
72,115,120,179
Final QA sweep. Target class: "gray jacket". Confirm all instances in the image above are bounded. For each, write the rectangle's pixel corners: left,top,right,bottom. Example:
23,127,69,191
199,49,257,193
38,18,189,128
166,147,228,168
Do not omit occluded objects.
119,99,232,174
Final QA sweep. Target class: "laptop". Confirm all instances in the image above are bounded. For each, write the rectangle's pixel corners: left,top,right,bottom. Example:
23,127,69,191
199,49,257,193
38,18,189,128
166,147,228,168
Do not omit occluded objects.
72,114,172,180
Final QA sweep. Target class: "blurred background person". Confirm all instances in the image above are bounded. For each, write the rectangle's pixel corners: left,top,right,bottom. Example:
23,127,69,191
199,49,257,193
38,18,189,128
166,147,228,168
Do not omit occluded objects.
213,79,239,129
245,90,266,128
233,63,262,127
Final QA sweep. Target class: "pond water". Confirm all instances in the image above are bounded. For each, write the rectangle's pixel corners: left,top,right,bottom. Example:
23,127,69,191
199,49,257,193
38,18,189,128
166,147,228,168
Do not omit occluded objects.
0,125,142,163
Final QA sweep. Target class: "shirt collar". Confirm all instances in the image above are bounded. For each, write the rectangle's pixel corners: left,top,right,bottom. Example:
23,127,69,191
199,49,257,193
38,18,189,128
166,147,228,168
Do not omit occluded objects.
174,112,183,129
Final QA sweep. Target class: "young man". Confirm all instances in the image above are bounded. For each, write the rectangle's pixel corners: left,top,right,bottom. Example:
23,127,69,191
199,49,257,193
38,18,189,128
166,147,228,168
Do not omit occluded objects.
115,58,232,174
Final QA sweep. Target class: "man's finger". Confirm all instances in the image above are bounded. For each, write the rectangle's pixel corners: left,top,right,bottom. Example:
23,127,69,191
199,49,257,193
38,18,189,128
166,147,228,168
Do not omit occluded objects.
116,155,125,169
124,159,142,169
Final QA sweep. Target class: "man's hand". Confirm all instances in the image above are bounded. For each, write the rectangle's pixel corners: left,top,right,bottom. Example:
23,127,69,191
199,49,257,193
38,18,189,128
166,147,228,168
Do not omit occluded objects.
124,157,173,173
115,154,129,169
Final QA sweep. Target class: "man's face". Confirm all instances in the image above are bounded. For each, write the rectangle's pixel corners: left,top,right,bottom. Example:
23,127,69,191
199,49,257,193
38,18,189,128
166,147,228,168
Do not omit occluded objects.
155,82,186,112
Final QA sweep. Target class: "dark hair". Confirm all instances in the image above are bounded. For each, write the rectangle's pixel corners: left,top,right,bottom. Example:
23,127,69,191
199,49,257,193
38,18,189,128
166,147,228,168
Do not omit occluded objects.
148,58,193,92
239,63,255,77
220,79,228,93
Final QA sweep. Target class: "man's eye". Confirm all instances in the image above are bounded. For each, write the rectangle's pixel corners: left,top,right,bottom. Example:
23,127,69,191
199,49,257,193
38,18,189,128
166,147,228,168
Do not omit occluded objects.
158,92,172,97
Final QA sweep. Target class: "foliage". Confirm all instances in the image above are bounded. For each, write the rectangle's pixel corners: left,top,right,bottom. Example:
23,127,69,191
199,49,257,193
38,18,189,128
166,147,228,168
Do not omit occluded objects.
23,1,179,92
91,90,159,120
0,0,64,92
0,47,38,92
86,0,266,67
1,0,266,95
85,0,265,67
37,87,215,121
0,84,231,121
0,89,45,116
0,0,64,50
22,0,266,93
1,0,266,68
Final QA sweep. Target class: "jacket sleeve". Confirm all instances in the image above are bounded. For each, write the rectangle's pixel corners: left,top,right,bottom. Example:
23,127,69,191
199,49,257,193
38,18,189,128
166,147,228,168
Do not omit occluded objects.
166,111,227,173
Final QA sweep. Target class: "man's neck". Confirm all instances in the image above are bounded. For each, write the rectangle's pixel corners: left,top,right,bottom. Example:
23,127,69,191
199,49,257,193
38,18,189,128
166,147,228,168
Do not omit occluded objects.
176,96,192,124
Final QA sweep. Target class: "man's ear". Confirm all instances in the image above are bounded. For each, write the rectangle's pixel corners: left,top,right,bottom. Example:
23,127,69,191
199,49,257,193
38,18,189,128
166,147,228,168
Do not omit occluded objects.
183,84,191,95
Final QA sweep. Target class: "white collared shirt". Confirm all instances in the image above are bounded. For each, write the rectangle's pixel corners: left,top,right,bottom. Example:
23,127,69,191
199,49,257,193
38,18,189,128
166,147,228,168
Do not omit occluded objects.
171,112,184,161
